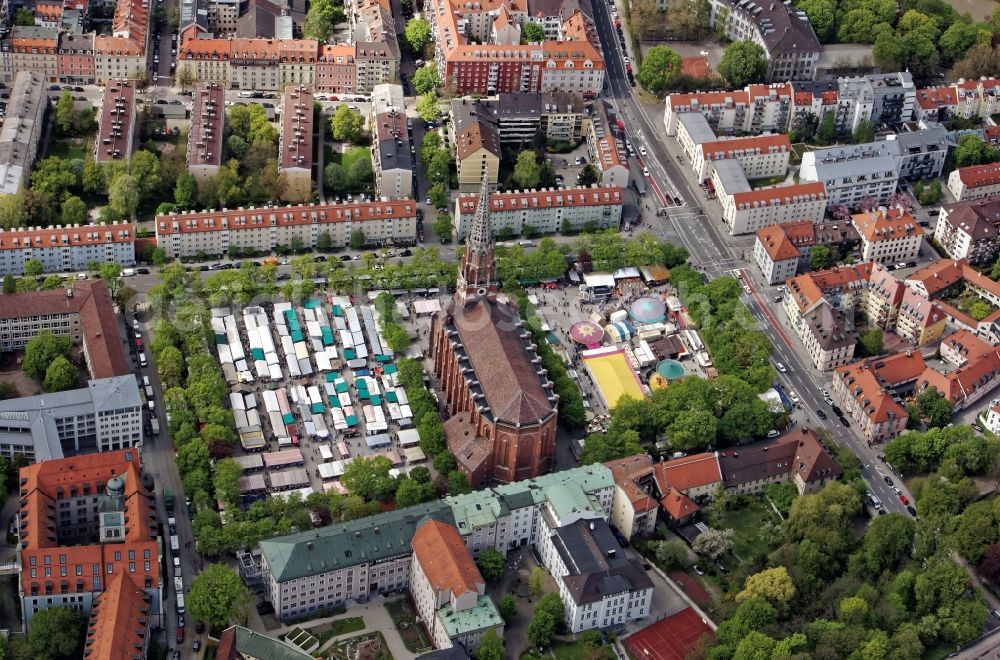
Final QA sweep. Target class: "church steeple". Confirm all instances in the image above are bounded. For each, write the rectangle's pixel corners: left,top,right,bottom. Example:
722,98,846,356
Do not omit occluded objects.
456,174,498,305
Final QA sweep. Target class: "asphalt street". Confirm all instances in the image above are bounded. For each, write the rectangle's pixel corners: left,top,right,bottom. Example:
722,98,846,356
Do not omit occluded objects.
593,0,915,514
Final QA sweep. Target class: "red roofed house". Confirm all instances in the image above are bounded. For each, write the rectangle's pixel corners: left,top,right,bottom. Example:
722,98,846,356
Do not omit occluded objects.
410,520,503,653
84,571,154,659
652,453,723,525
905,258,1000,343
948,162,1000,202
753,221,816,284
18,450,161,633
917,330,1000,412
430,177,559,486
934,198,1000,265
851,207,923,265
604,455,658,539
717,429,840,496
832,352,924,443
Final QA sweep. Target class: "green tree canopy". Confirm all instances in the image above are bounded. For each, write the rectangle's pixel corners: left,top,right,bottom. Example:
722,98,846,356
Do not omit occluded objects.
513,150,541,190
23,606,87,660
341,456,395,501
23,331,73,381
331,105,365,144
405,18,432,52
796,0,835,41
637,46,683,93
477,629,505,660
718,41,767,88
476,548,505,581
956,134,999,168
416,93,441,122
522,21,545,42
43,356,78,393
188,564,253,631
412,66,441,95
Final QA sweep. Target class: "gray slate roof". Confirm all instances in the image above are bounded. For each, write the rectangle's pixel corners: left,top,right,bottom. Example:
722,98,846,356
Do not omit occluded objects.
551,518,653,605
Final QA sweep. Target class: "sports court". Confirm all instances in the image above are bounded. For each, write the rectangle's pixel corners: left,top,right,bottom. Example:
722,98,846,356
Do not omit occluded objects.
581,346,646,409
624,607,714,660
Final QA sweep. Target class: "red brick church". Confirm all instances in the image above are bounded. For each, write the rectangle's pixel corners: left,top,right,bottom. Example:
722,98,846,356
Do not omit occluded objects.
429,177,559,486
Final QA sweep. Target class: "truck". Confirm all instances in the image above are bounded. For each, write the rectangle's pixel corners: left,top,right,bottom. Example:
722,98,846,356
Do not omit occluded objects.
164,488,174,513
150,418,160,436
167,516,176,534
174,577,183,593
176,593,185,614
170,535,180,553
138,352,147,367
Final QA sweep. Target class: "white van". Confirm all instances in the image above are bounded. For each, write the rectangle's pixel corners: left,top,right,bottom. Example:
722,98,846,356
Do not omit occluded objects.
148,400,155,412
138,352,147,367
121,268,135,277
238,90,255,98
143,376,150,387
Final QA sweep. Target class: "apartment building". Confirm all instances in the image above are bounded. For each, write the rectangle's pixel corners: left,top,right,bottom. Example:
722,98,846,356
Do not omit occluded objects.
452,100,501,192
94,37,145,83
536,516,653,633
57,32,95,84
372,110,413,200
917,331,1000,412
426,0,605,96
906,259,1000,343
315,44,357,95
832,353,924,443
714,162,826,235
278,39,318,88
17,451,160,630
913,78,1000,122
354,42,399,94
253,465,624,621
410,520,503,653
650,454,723,525
279,86,314,202
0,376,142,460
603,455,658,540
0,71,47,196
370,83,405,115
452,186,624,239
94,80,138,163
933,199,1000,265
663,84,793,137
887,125,948,181
155,201,418,258
800,142,899,210
791,300,856,371
0,223,135,275
837,72,916,130
947,163,1000,202
753,221,817,285
10,26,60,82
588,102,629,189
187,82,226,180
708,0,819,81
675,112,787,179
851,207,923,265
894,287,948,347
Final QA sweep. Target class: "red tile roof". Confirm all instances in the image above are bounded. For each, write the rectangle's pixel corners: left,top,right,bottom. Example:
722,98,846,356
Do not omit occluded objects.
659,485,699,521
941,329,995,363
280,86,314,170
84,571,152,660
851,207,923,243
0,223,134,252
96,80,137,163
457,186,624,215
156,201,417,234
730,181,825,208
835,354,920,424
916,86,958,110
956,163,1000,189
701,133,791,161
756,221,816,261
920,349,1000,405
652,454,722,494
604,455,657,514
412,520,483,597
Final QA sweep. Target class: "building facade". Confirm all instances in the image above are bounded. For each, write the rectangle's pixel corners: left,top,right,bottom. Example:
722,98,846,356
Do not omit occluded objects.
708,0,819,81
452,186,624,239
933,199,1000,265
187,82,226,180
800,142,899,210
0,223,135,275
0,71,47,196
154,201,419,258
948,163,1000,202
851,207,923,265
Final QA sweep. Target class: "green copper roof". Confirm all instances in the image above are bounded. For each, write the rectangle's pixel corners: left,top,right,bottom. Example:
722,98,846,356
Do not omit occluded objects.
232,626,315,660
260,501,453,582
438,595,504,637
544,483,596,521
446,489,510,534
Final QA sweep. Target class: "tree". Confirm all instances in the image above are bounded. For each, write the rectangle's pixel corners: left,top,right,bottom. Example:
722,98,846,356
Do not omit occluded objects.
715,598,776,647
954,43,1000,80
637,46,683,93
188,564,253,631
513,150,541,190
874,11,942,80
174,172,199,209
692,527,734,560
60,195,88,226
736,566,796,604
412,66,440,95
109,173,140,220
342,456,394,501
669,409,716,451
796,0,834,41
528,609,557,649
837,596,870,625
394,478,433,507
860,328,884,356
324,163,346,194
416,93,440,123
940,21,990,64
580,428,643,464
330,105,364,144
346,157,373,190
523,21,545,43
157,345,185,389
405,18,432,52
529,566,546,597
212,458,242,505
0,193,25,229
2,276,15,294
718,41,767,88
809,245,832,270
655,540,689,570
915,387,953,429
23,258,43,278
13,7,34,25
22,332,72,381
448,470,471,495
733,631,776,660
427,150,451,185
956,134,999,168
477,629,505,660
23,606,87,660
350,229,366,250
55,92,76,135
43,356,78,393
429,183,448,209
980,542,1000,584
852,120,874,144
434,213,454,242
477,548,505,582
498,594,517,622
302,0,336,42
577,163,600,187
953,500,1000,562
815,112,838,145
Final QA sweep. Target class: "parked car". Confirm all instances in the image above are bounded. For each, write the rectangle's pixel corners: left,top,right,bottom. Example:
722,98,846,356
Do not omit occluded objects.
775,362,787,373
693,565,705,576
816,409,828,420
176,628,185,644
906,505,917,517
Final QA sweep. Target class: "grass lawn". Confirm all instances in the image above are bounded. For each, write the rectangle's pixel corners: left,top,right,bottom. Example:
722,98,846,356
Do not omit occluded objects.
310,616,365,645
48,138,88,160
706,499,783,560
748,176,784,189
552,639,614,660
342,146,370,174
